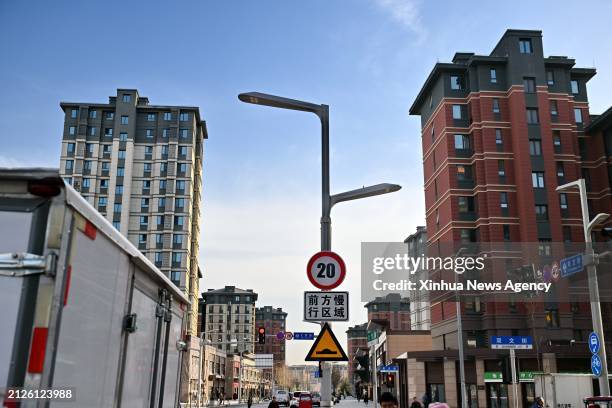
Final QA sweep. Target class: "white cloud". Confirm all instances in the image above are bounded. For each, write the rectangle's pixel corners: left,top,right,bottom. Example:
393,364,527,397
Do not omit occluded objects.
373,0,426,41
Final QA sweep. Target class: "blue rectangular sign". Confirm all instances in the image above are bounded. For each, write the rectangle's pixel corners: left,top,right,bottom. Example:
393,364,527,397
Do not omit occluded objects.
378,365,399,372
293,332,315,340
490,336,533,349
560,254,583,278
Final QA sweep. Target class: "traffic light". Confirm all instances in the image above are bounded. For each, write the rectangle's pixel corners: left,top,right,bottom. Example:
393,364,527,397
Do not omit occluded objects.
258,327,266,344
385,373,395,387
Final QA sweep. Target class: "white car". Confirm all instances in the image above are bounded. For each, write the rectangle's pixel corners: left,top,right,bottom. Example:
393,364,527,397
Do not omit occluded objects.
274,390,291,406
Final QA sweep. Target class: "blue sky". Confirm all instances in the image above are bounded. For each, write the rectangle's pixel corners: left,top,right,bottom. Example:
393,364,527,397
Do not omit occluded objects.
1,0,611,364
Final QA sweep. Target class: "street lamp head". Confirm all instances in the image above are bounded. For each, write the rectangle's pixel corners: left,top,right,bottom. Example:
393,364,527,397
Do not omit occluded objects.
330,183,401,207
238,92,323,115
591,213,610,229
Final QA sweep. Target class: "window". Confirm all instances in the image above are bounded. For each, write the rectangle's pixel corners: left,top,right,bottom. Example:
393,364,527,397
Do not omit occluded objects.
553,131,561,152
147,113,156,122
98,197,107,206
176,180,186,191
492,98,500,114
120,115,129,125
175,198,185,208
159,180,167,190
532,172,545,188
139,234,147,244
431,126,435,142
563,226,572,243
143,163,152,173
429,94,433,108
179,112,189,121
67,143,75,153
452,105,462,119
574,108,583,123
145,146,153,156
498,160,506,177
146,129,154,138
154,252,163,264
503,225,511,241
172,252,182,264
164,112,172,121
526,108,539,124
179,146,188,156
160,162,168,173
173,235,184,245
456,165,472,181
559,193,568,210
159,197,166,208
180,128,189,139
105,112,114,120
103,145,111,154
70,109,78,118
140,216,148,226
122,94,131,103
490,68,497,83
82,178,91,188
161,145,169,156
100,179,109,188
556,162,565,178
495,129,503,145
141,198,149,208
86,143,94,154
118,150,126,159
83,160,92,171
89,110,97,119
500,192,508,209
155,234,163,245
460,229,476,243
117,167,125,177
119,132,128,141
546,71,555,86
157,215,165,226
529,139,542,156
162,128,169,138
454,134,470,150
519,38,533,54
550,100,558,117
457,196,474,213
115,185,124,194
175,216,185,226
570,80,579,94
450,75,464,90
112,221,120,230
523,77,536,93
171,271,181,284
89,127,97,136
101,162,110,172
143,180,151,190
69,126,76,135
104,128,113,137
535,205,548,220
178,163,187,173
113,203,122,213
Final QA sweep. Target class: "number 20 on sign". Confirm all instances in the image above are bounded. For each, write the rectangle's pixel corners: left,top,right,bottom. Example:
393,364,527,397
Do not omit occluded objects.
307,251,346,290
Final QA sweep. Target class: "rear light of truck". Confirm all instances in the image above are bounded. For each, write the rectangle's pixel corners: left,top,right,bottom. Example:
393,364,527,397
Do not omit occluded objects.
27,327,48,374
28,181,61,197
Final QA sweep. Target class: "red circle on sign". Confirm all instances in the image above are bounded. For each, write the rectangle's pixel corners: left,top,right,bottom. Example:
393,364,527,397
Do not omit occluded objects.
306,251,346,290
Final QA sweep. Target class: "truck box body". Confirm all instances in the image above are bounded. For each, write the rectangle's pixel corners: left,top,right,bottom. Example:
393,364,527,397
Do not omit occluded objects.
0,169,189,407
534,373,594,408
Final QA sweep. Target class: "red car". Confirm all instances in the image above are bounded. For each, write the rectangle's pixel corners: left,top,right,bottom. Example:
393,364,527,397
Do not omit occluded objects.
299,392,313,408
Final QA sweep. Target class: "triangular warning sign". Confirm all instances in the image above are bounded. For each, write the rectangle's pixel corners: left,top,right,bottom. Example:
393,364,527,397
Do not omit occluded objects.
305,323,348,361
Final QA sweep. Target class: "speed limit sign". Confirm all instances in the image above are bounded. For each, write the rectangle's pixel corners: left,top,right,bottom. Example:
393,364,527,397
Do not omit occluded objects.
307,251,346,290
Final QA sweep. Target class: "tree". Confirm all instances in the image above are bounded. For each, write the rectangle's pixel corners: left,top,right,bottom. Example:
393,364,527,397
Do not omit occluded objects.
331,366,341,391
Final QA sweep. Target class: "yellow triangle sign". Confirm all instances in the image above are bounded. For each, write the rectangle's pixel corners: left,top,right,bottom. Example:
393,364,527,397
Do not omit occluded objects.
305,323,348,361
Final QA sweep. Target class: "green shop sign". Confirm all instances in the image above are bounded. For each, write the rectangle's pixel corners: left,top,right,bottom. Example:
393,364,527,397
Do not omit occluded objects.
484,372,503,383
519,372,541,382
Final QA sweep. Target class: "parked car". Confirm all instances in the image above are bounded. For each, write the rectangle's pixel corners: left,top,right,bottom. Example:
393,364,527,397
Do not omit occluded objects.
291,391,308,407
275,390,291,406
298,392,312,408
311,392,321,406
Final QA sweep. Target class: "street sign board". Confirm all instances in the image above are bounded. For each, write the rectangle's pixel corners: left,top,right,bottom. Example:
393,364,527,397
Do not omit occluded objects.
378,365,399,373
276,332,285,340
560,254,583,278
592,354,602,377
305,323,348,362
304,291,349,321
589,332,600,355
490,336,533,349
306,251,346,290
367,330,379,347
293,332,315,340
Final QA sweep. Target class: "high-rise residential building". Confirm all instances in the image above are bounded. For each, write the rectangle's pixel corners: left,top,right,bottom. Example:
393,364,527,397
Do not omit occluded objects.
255,306,288,368
346,323,368,394
405,226,429,330
201,286,258,354
407,29,612,408
365,293,411,331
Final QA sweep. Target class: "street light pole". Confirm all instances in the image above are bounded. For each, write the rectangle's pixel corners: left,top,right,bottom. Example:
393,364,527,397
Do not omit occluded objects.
454,248,468,408
557,179,610,396
239,92,401,408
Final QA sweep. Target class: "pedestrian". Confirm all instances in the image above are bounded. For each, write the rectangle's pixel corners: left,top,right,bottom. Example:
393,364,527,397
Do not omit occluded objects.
380,392,398,408
357,391,361,403
410,396,423,408
532,397,545,408
220,391,225,406
422,392,430,408
363,392,369,405
269,396,280,408
248,393,254,408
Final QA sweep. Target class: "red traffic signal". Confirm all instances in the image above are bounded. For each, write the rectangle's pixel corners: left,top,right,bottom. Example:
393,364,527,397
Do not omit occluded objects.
258,327,266,344
385,374,395,386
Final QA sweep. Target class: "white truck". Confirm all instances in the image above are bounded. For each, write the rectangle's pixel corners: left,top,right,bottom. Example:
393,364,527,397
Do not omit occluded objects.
534,373,594,408
0,169,189,407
